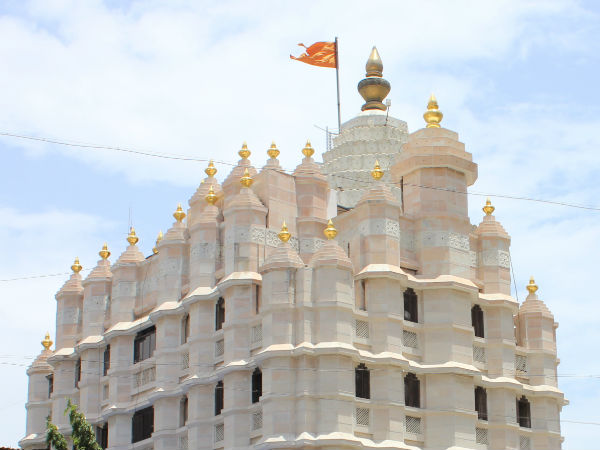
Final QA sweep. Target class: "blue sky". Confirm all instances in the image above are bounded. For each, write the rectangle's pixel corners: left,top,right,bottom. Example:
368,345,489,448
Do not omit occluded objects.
1,0,599,447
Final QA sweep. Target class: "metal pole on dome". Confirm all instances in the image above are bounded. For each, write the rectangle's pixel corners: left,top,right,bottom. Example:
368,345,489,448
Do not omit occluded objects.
335,36,341,134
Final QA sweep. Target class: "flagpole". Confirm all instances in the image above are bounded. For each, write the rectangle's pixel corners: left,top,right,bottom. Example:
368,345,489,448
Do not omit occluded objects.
335,36,341,133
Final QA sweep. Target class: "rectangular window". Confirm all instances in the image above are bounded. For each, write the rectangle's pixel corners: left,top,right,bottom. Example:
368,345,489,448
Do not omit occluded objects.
215,298,225,331
133,326,156,364
475,386,488,420
47,374,53,398
403,288,418,323
75,358,81,388
180,396,188,427
355,364,370,399
472,305,485,338
404,373,420,408
132,406,154,443
251,369,262,404
103,345,110,377
215,381,224,416
96,423,108,449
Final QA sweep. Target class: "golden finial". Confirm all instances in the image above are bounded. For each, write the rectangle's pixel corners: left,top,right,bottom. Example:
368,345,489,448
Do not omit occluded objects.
323,219,337,240
127,226,139,245
365,46,383,77
240,168,253,188
173,203,186,222
302,140,315,158
526,277,538,294
71,257,82,273
278,220,291,243
238,141,251,159
153,230,163,254
205,160,217,177
424,93,443,128
358,46,390,111
206,185,217,205
267,141,280,159
483,198,495,216
99,243,110,260
371,160,384,180
41,332,53,351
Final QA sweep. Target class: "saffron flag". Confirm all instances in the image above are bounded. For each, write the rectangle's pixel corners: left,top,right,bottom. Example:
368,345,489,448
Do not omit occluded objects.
290,42,336,68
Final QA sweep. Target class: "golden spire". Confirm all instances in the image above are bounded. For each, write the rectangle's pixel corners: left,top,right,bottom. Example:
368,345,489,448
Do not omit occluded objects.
240,168,253,188
278,220,291,243
152,230,163,254
173,203,186,222
205,160,217,177
424,93,443,128
41,332,53,351
267,141,280,159
371,159,384,180
526,277,538,294
71,257,82,273
302,139,315,158
483,198,495,216
238,141,251,159
323,219,337,240
99,243,110,260
127,226,139,245
205,185,217,205
358,46,390,111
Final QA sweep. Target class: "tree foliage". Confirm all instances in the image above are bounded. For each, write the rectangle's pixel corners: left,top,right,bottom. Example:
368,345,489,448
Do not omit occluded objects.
46,399,102,450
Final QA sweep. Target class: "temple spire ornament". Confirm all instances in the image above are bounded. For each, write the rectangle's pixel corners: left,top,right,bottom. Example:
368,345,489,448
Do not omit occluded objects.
71,257,82,273
527,277,538,294
267,141,280,159
99,243,110,260
238,142,251,159
371,160,384,180
278,221,291,243
424,93,443,128
127,227,139,245
153,231,163,254
206,185,217,205
324,219,337,240
173,203,186,223
41,332,53,351
302,140,315,158
483,198,495,216
205,160,217,177
240,168,253,188
357,46,391,111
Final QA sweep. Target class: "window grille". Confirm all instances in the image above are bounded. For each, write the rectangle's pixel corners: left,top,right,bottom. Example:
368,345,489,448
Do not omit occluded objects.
355,320,369,339
214,423,224,442
252,409,263,430
134,367,156,388
473,345,486,363
251,325,263,344
405,416,422,435
134,326,156,364
181,352,189,370
519,435,531,450
215,339,224,357
476,427,488,445
403,330,418,349
515,354,528,374
178,435,188,450
355,407,370,426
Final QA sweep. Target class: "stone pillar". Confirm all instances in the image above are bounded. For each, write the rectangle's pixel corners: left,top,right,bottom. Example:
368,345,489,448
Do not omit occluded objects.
110,229,144,326
189,194,220,291
156,206,188,303
187,384,213,450
55,259,84,349
107,333,134,448
82,246,113,338
78,346,102,421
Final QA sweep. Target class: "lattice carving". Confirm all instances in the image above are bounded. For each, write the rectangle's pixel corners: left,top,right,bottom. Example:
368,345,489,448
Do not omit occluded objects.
355,407,370,426
355,320,369,339
403,330,418,349
134,366,155,388
181,352,189,370
519,435,531,450
515,354,528,374
215,339,224,357
476,427,488,445
405,416,422,435
251,325,263,344
178,435,188,450
252,409,263,430
214,423,224,442
473,345,486,363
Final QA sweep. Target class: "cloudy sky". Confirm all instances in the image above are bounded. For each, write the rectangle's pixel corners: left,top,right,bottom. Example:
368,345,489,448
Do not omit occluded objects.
1,0,599,447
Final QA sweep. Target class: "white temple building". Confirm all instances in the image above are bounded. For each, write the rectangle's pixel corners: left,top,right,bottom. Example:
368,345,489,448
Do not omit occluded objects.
21,47,566,450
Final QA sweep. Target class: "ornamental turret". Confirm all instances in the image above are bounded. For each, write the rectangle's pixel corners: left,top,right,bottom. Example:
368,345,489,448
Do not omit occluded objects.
188,160,223,227
55,258,84,349
82,243,112,337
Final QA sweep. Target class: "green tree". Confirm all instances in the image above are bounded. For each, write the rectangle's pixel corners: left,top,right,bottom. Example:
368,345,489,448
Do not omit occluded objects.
46,399,102,450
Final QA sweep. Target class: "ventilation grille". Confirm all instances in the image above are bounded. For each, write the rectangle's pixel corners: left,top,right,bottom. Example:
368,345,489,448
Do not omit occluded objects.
178,435,188,450
355,320,369,339
251,325,263,345
403,330,418,349
476,427,488,445
181,352,189,370
252,409,263,430
134,366,156,388
515,354,528,374
214,423,224,442
519,435,531,450
473,345,486,363
405,416,422,435
355,407,370,426
215,339,224,357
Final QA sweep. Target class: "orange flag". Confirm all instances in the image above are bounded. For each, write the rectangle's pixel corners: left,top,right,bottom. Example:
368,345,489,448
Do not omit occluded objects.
290,42,337,68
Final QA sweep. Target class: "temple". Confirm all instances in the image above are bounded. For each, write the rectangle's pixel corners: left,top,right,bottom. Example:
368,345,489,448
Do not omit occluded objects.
21,47,565,450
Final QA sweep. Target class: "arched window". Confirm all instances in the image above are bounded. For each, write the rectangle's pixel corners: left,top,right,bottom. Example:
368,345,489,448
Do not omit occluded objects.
215,297,225,331
180,396,188,427
404,373,420,408
182,314,190,344
517,396,531,428
471,305,485,338
355,363,370,399
475,386,488,420
251,368,262,404
404,288,418,323
215,381,224,416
